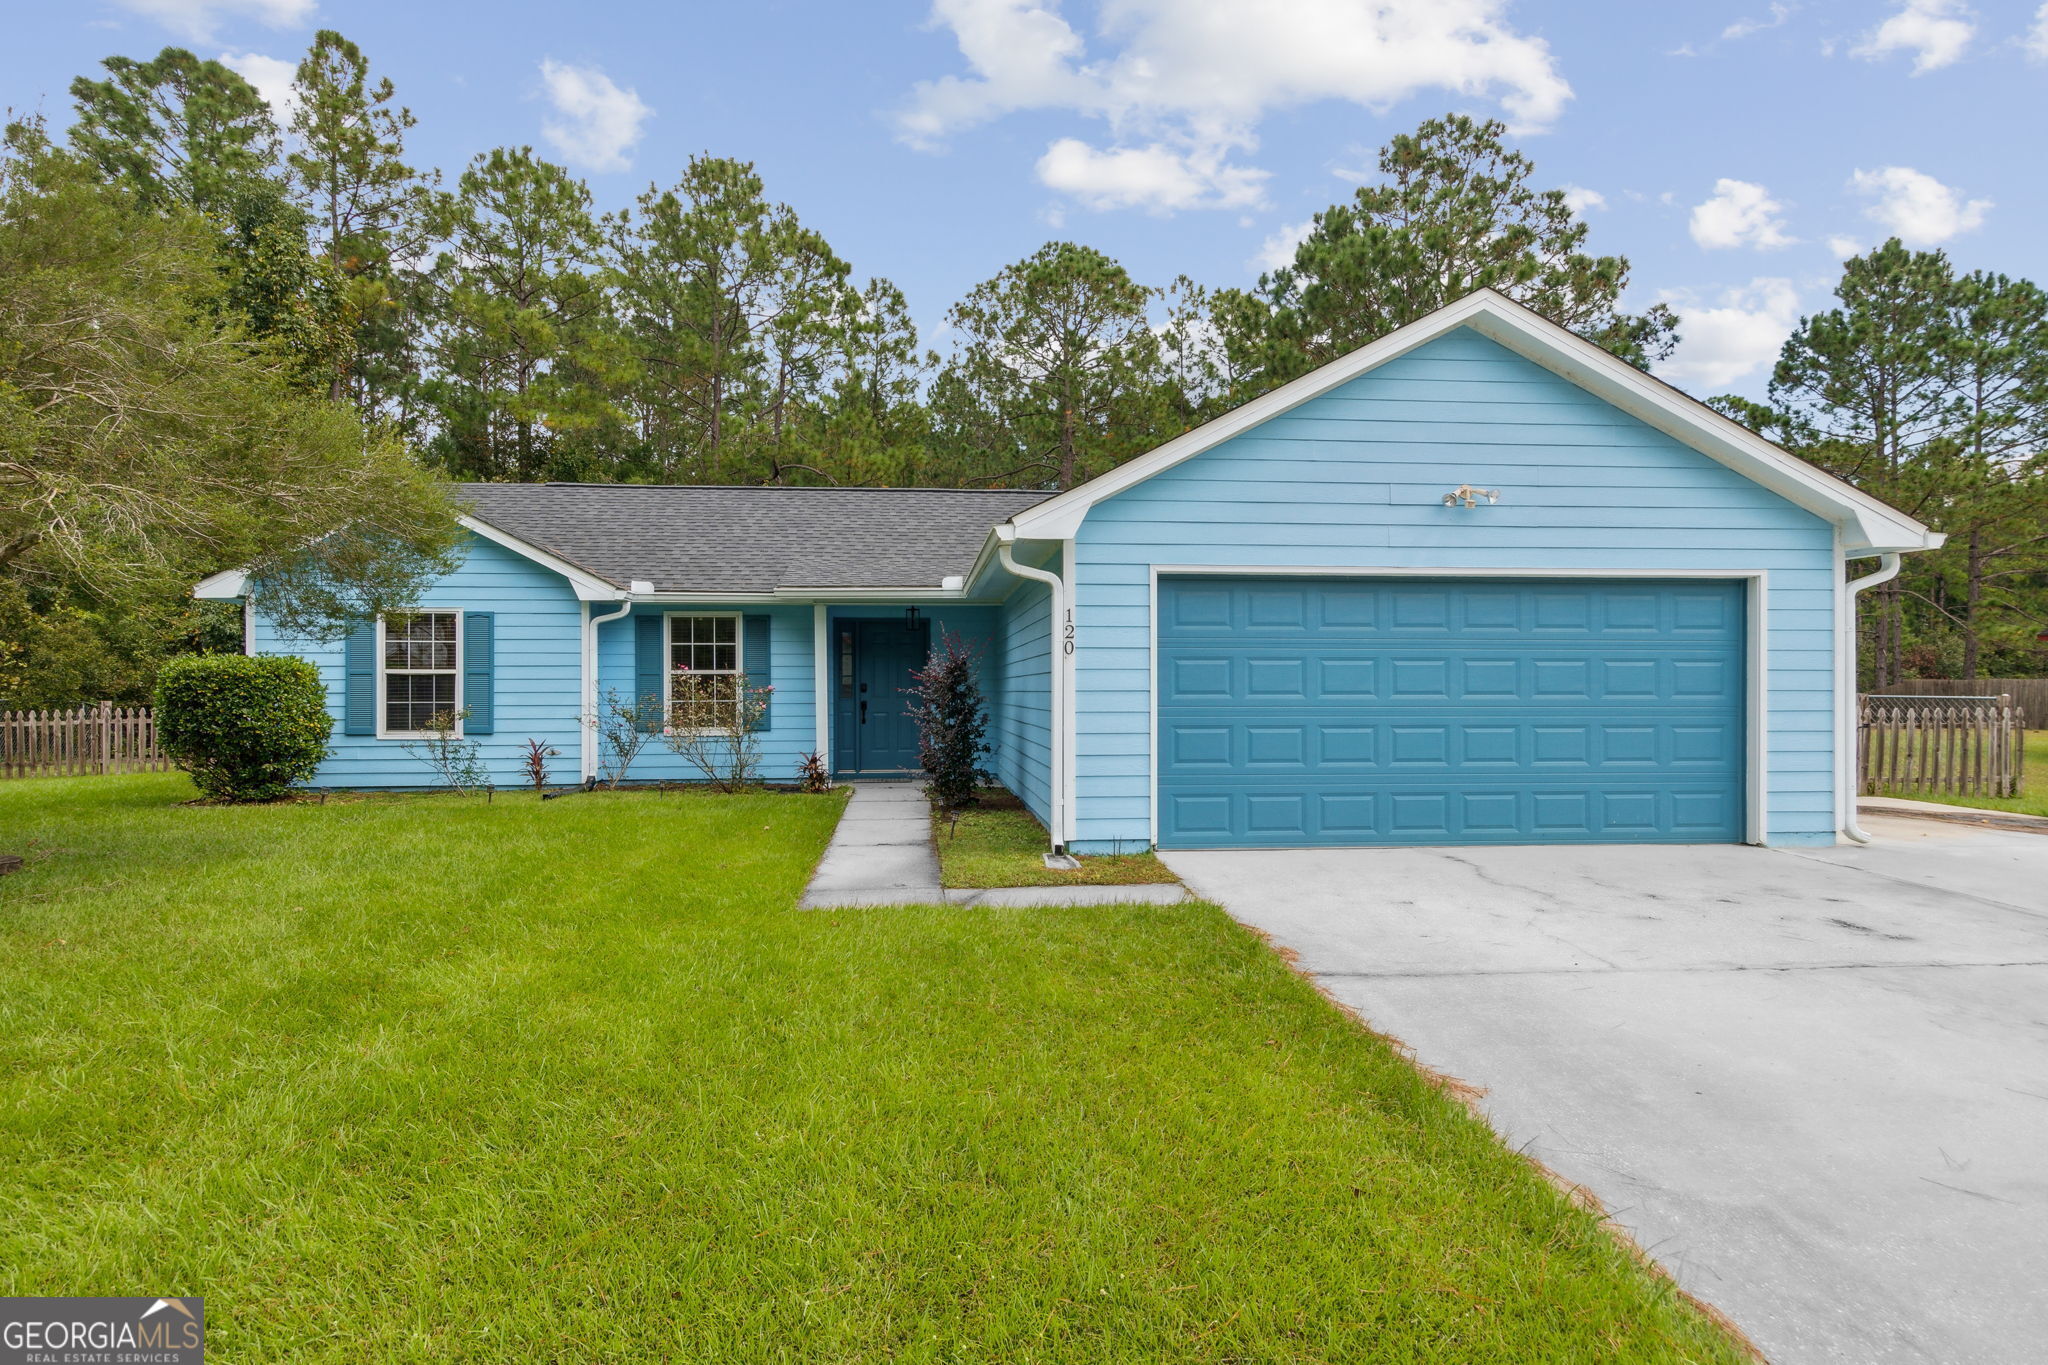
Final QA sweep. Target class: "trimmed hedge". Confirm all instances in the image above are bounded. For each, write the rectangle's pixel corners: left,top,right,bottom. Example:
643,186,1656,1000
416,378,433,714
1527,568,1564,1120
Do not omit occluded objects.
155,655,333,802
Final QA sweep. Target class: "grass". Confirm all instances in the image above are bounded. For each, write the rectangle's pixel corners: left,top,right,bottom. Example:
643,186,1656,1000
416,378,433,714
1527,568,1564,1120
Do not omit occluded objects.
1,774,1749,1363
1874,729,2048,818
934,788,1178,888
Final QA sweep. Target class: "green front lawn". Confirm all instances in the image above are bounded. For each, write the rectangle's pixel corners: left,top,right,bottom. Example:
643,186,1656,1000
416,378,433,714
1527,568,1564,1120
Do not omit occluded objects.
1874,729,2048,818
2,774,1746,1362
935,789,1178,887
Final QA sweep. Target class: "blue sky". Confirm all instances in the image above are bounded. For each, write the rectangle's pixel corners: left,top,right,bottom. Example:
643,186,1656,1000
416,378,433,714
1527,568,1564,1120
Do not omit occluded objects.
5,0,2044,399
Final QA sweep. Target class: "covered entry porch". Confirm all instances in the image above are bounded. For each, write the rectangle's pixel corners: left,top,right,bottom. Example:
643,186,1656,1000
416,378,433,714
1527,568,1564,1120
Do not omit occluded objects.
820,603,996,778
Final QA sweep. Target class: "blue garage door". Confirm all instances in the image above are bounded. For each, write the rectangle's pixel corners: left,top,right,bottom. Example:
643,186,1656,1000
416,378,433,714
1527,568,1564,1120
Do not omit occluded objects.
1157,577,1746,848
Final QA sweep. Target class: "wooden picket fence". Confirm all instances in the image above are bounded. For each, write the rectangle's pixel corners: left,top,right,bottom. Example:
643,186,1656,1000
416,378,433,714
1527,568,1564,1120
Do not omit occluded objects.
1,703,171,779
1875,677,2048,726
1859,694,2027,798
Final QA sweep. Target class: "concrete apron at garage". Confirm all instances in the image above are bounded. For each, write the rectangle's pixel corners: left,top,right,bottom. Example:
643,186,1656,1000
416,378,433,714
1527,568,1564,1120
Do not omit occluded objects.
1164,818,2048,1365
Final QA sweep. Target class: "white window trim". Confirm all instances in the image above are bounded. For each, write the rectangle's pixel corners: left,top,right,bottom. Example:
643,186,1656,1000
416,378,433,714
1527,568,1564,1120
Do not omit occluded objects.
662,610,746,736
375,610,464,740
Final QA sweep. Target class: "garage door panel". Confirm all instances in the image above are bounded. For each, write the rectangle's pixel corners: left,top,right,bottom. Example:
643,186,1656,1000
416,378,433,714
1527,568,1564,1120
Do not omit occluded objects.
1158,576,1746,847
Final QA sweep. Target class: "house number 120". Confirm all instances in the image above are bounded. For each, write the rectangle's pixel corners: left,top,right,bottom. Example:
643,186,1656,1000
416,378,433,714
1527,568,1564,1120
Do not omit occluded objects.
1062,609,1076,656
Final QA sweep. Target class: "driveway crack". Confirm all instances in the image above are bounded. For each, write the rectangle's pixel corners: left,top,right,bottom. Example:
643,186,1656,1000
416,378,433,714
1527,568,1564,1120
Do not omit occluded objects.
1433,852,1624,969
1775,849,2048,922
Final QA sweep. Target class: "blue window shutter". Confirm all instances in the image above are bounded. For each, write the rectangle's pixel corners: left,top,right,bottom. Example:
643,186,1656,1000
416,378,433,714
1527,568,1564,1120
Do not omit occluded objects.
634,613,665,732
343,621,377,736
743,614,772,732
463,612,495,735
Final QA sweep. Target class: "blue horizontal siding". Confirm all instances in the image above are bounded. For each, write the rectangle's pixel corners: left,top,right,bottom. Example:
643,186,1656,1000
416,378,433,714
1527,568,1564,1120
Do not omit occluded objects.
252,534,584,789
595,603,819,784
1064,326,1839,850
992,548,1058,828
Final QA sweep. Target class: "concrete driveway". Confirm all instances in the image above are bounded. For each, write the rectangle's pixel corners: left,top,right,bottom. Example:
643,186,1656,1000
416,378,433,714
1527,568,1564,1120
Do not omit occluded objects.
1163,816,2048,1365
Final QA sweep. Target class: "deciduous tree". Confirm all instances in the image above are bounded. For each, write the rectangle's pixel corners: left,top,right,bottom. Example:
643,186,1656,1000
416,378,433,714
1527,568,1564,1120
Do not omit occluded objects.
0,131,458,643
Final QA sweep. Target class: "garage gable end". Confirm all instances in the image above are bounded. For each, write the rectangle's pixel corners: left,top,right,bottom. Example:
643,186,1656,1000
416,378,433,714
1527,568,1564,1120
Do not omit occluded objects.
1085,325,1832,554
1006,290,1936,556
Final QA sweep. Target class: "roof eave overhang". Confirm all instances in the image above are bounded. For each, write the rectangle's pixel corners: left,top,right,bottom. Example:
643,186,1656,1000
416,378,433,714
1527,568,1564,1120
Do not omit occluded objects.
192,568,249,600
459,515,628,601
622,585,988,605
1001,288,1942,557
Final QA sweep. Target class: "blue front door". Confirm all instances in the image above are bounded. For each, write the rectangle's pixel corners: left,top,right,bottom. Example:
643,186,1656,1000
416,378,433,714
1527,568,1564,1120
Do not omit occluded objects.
843,619,928,774
1157,576,1747,848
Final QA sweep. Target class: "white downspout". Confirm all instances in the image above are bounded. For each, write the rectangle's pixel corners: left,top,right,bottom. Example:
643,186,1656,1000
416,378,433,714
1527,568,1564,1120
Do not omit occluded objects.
1841,553,1901,844
998,531,1067,852
583,596,634,781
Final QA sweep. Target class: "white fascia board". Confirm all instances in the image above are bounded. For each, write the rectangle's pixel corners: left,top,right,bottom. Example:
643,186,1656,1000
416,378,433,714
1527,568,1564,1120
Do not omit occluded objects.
458,515,626,601
192,568,249,600
627,587,995,605
772,586,996,603
1002,288,1941,556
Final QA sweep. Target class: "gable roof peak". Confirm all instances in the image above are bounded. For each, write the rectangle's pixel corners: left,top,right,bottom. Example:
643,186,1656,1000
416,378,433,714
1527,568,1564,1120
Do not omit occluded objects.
1003,288,1937,556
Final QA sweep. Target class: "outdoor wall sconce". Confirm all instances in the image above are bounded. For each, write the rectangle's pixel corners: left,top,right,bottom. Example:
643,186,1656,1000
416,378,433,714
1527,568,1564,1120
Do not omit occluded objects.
1443,484,1502,508
905,605,923,629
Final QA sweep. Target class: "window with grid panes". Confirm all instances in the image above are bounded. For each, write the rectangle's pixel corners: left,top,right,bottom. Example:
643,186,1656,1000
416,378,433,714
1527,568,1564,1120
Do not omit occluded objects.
382,611,459,733
668,615,741,729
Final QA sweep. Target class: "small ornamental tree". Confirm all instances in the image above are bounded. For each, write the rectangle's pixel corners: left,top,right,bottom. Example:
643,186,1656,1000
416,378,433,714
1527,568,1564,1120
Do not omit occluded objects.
660,669,771,791
397,707,487,794
906,630,992,812
155,654,332,801
592,688,659,789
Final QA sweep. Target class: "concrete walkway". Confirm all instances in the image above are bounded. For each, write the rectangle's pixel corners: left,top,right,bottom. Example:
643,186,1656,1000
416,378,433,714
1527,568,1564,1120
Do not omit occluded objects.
799,783,943,908
798,782,1189,909
1861,795,2048,833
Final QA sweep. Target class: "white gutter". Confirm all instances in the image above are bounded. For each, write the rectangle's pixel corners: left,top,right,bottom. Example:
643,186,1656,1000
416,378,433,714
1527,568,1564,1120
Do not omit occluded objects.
997,530,1067,852
1841,553,1902,845
582,596,634,781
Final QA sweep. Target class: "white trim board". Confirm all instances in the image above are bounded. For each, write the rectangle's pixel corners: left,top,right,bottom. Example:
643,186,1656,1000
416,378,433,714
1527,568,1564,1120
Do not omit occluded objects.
1143,566,1772,849
1004,289,1940,557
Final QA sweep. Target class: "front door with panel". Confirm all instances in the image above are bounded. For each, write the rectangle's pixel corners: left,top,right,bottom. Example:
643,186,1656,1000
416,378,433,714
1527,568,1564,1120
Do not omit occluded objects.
841,619,928,774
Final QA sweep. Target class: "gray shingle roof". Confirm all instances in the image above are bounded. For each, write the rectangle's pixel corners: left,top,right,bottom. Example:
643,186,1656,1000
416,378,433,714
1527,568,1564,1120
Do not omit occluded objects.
457,483,1054,594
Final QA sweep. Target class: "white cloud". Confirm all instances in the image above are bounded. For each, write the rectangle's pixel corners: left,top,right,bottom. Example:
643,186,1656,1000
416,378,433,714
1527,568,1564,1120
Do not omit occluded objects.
112,0,313,43
901,0,1573,214
1851,0,1975,73
1562,185,1606,215
537,60,652,173
219,51,298,122
1722,3,1793,40
2026,3,2048,60
1849,165,1990,244
1655,278,1802,390
1825,234,1863,259
1688,178,1796,250
1251,218,1315,273
1036,137,1267,211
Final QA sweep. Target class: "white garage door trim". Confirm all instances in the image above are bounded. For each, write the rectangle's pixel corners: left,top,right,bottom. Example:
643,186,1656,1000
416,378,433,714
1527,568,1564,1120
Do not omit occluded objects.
1145,566,1771,848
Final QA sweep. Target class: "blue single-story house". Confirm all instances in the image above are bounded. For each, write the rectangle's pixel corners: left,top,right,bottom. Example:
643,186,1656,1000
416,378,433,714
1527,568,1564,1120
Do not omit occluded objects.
198,291,1939,851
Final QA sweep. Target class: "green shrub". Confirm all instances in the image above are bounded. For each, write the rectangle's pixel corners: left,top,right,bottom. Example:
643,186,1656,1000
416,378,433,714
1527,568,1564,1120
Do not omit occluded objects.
907,630,992,813
154,654,333,801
